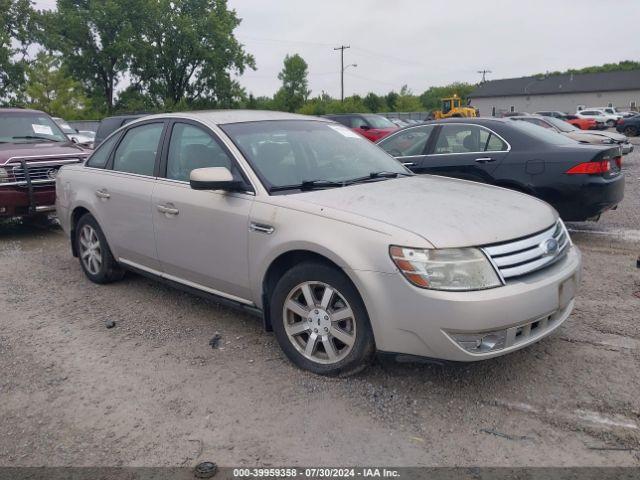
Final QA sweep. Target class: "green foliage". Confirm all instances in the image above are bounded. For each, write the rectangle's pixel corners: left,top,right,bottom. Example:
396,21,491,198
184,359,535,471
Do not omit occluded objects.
22,52,89,118
419,82,475,110
385,91,398,111
0,0,34,103
539,61,640,77
363,92,384,113
129,0,255,109
395,85,422,112
38,0,140,111
273,53,310,112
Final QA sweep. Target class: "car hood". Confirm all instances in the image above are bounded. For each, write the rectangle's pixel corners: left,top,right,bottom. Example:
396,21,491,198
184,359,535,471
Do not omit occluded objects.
291,176,557,248
0,141,88,165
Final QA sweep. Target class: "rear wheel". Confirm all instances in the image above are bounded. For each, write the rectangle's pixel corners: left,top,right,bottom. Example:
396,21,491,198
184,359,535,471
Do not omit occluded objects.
270,262,375,376
606,120,615,128
623,126,638,137
75,213,124,284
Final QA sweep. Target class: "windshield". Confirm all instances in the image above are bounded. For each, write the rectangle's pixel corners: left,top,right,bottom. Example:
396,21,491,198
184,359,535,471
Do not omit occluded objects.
509,119,578,145
54,118,76,134
221,120,408,191
543,116,578,132
0,113,68,143
363,115,395,129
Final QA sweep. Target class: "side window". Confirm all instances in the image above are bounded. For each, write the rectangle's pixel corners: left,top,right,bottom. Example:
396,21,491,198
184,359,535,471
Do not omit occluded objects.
112,123,164,176
379,125,435,157
166,123,234,182
435,124,486,154
479,128,508,152
86,134,119,168
350,116,368,128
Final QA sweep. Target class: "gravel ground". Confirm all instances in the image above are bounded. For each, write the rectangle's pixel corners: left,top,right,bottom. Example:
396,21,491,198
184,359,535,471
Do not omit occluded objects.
1,138,639,467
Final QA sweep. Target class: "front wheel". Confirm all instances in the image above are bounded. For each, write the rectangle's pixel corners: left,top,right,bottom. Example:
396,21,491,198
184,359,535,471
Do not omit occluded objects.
270,262,375,376
623,126,638,136
606,120,615,128
75,213,124,284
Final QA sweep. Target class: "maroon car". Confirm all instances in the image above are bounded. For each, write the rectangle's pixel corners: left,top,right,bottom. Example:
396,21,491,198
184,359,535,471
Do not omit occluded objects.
0,108,89,219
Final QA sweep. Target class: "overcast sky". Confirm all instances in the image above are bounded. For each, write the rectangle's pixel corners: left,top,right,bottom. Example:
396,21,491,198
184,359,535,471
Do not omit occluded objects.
33,0,640,98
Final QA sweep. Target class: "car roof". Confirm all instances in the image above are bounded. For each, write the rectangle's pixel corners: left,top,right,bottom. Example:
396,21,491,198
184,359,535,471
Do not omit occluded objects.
421,117,513,126
138,110,330,125
0,107,47,115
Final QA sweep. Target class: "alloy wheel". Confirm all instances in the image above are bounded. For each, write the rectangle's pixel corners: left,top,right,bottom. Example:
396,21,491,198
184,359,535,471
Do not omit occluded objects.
79,224,102,275
283,281,356,364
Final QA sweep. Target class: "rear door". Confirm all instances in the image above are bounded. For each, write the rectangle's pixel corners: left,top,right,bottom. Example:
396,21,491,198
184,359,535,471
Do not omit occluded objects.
376,125,436,168
413,123,510,183
97,120,165,270
152,120,255,302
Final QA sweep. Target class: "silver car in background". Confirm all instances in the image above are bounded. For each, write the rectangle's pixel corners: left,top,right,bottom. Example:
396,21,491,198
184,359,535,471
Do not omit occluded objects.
56,111,581,376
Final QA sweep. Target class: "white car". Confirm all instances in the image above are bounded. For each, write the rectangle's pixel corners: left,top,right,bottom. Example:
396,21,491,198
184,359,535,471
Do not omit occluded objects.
576,109,619,128
55,111,581,375
53,117,95,147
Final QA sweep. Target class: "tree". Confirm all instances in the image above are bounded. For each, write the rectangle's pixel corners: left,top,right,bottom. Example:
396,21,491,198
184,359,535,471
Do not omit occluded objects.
395,85,422,112
385,91,399,111
23,52,89,118
38,0,140,112
129,0,255,108
363,92,384,113
273,53,310,112
0,0,34,103
419,82,475,110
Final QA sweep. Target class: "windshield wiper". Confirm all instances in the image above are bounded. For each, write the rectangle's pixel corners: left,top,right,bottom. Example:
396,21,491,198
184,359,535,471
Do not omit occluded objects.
344,171,413,185
269,179,346,192
12,135,62,142
268,172,413,193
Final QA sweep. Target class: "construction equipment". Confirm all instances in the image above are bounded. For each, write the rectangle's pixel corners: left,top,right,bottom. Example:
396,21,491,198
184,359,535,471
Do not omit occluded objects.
433,95,477,119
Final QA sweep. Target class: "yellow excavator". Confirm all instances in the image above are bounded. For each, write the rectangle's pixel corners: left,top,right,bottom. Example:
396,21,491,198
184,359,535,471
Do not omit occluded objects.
433,94,477,119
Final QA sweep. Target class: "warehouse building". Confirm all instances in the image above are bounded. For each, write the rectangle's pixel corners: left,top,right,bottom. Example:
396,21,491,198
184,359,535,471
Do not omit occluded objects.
469,70,640,116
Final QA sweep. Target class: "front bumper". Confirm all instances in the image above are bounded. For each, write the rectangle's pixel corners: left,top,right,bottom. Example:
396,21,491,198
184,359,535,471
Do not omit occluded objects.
0,185,56,217
621,143,634,155
352,245,582,362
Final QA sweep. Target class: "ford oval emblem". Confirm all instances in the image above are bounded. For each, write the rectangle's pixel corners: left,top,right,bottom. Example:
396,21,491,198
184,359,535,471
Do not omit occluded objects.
541,238,559,257
47,168,58,180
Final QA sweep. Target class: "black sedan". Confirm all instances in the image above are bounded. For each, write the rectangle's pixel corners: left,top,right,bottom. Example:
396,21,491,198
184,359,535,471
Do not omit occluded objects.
616,115,640,137
377,118,624,221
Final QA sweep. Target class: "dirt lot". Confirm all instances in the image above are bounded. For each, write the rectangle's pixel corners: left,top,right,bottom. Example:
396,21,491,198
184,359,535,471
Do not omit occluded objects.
1,138,639,467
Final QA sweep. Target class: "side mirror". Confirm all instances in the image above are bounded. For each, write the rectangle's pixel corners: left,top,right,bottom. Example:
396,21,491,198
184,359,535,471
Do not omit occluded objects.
190,167,244,191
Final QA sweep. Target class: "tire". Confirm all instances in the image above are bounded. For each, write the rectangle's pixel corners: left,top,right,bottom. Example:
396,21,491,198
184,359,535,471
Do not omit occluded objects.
623,126,638,137
75,213,124,284
606,120,615,128
270,262,375,376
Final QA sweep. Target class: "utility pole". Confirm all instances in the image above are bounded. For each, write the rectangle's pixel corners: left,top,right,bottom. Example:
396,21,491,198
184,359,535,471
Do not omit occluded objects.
477,69,492,83
334,45,350,101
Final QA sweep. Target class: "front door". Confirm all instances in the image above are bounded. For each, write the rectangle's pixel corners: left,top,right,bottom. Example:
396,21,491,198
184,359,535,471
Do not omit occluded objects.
152,121,255,302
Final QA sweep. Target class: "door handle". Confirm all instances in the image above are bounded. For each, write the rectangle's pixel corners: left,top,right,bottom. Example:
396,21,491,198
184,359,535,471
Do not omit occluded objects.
402,161,417,167
157,204,179,216
475,157,496,164
95,189,110,199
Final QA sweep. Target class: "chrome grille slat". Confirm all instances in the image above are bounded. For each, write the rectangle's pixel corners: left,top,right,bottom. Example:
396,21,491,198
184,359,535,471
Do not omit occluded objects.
483,220,570,280
484,223,558,257
3,158,81,187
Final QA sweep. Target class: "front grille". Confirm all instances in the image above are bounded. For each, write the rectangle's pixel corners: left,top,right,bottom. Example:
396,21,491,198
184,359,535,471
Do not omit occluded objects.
483,220,570,280
2,158,81,187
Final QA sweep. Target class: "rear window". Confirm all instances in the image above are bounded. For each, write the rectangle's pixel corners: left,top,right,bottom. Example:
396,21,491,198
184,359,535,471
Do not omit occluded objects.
509,119,578,145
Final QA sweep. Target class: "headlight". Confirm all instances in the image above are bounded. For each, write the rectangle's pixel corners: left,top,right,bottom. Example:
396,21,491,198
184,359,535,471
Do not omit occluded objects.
0,168,9,183
389,246,502,291
601,138,615,144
